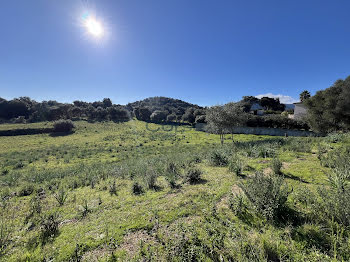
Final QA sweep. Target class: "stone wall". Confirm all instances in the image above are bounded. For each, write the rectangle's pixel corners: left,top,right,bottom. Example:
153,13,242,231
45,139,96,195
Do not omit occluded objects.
195,123,317,137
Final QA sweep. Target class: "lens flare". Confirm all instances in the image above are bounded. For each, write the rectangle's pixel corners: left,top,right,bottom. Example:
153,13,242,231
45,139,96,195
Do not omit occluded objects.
85,17,104,37
81,11,104,39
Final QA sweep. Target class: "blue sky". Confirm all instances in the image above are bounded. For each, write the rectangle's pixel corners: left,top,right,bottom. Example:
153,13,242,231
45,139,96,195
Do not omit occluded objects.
1,0,349,106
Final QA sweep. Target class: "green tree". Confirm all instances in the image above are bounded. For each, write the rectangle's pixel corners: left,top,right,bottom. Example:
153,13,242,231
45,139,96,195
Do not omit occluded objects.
306,76,350,133
299,90,311,102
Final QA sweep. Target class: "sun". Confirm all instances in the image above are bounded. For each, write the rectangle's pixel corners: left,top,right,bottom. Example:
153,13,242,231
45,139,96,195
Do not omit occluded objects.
85,17,104,37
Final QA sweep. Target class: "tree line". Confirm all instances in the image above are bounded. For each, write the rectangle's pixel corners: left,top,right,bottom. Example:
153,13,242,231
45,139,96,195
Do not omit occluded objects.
1,75,349,134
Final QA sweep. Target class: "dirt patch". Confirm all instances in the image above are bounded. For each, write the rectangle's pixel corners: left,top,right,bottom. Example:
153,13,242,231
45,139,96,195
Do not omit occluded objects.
258,160,269,164
282,162,291,169
263,167,272,175
82,247,109,262
59,218,78,227
119,230,157,258
216,185,243,210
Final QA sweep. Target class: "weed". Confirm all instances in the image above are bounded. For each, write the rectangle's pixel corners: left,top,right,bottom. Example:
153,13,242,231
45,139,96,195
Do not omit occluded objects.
132,182,144,195
18,183,35,197
145,171,158,190
54,187,69,206
239,172,290,221
109,180,117,196
271,157,282,175
229,193,248,217
0,220,10,255
228,156,244,176
79,199,91,218
185,168,202,184
208,149,229,166
40,213,60,244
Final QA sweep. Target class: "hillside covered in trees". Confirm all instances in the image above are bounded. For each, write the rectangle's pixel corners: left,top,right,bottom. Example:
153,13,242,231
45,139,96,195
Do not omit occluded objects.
1,75,350,134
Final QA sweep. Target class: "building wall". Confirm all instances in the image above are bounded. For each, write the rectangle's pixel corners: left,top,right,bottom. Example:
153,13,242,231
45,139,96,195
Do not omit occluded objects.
196,124,317,137
294,103,308,120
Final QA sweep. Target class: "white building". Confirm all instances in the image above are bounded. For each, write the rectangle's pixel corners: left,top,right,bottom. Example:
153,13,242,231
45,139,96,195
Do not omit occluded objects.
292,102,308,120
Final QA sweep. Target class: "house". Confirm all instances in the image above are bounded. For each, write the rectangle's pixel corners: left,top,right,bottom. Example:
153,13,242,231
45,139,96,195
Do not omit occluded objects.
292,102,308,120
250,103,264,115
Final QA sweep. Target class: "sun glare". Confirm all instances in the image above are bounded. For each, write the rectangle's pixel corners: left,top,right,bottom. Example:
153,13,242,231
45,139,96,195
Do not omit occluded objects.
85,17,104,38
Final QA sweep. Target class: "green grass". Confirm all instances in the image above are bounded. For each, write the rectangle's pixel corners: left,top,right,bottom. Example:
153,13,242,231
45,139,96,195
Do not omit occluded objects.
0,120,349,261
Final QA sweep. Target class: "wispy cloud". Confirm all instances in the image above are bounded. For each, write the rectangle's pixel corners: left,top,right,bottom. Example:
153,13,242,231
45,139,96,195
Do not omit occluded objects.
255,93,298,104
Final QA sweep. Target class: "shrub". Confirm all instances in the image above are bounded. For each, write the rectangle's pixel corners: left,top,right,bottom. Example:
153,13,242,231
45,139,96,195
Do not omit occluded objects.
54,187,68,206
228,156,244,176
145,171,158,190
132,182,144,195
165,162,180,189
28,193,42,218
53,119,75,132
185,168,202,184
228,193,248,217
0,221,10,254
208,149,229,166
18,183,35,197
314,158,350,226
284,138,312,153
79,199,91,218
239,172,290,221
325,132,345,143
109,180,117,196
40,213,60,244
271,158,282,175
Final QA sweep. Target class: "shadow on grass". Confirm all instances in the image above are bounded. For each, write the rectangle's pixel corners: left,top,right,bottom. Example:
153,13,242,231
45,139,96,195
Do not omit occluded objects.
283,172,309,184
189,178,208,185
49,131,75,137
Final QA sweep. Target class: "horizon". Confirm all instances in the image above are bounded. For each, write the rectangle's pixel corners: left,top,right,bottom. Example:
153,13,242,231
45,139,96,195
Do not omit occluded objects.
1,0,350,106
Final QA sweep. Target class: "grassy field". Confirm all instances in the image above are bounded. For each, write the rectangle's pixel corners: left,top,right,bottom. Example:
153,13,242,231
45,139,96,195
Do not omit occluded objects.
0,120,349,261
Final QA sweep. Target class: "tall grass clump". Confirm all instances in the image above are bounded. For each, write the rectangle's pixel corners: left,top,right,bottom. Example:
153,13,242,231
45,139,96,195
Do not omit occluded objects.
132,182,144,195
165,161,180,189
325,132,345,143
145,170,158,190
40,213,60,244
271,157,282,175
185,168,202,184
315,160,350,226
283,138,312,153
239,172,290,221
228,156,245,176
208,149,229,166
79,199,91,218
109,180,117,196
0,220,10,255
54,187,68,206
53,119,75,133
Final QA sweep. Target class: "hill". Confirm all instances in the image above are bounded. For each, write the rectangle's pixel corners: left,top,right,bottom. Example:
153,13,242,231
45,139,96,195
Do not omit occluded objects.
127,96,205,123
127,96,202,115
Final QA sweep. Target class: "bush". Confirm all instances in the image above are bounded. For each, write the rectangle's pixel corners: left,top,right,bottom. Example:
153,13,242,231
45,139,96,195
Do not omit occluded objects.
145,172,158,190
208,149,229,166
228,156,244,176
165,162,180,188
314,156,350,226
53,119,75,132
79,199,91,218
271,158,282,175
109,180,117,196
54,187,68,206
185,168,202,184
0,221,11,254
228,193,248,217
40,213,60,244
18,183,35,197
239,172,290,221
132,182,144,195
